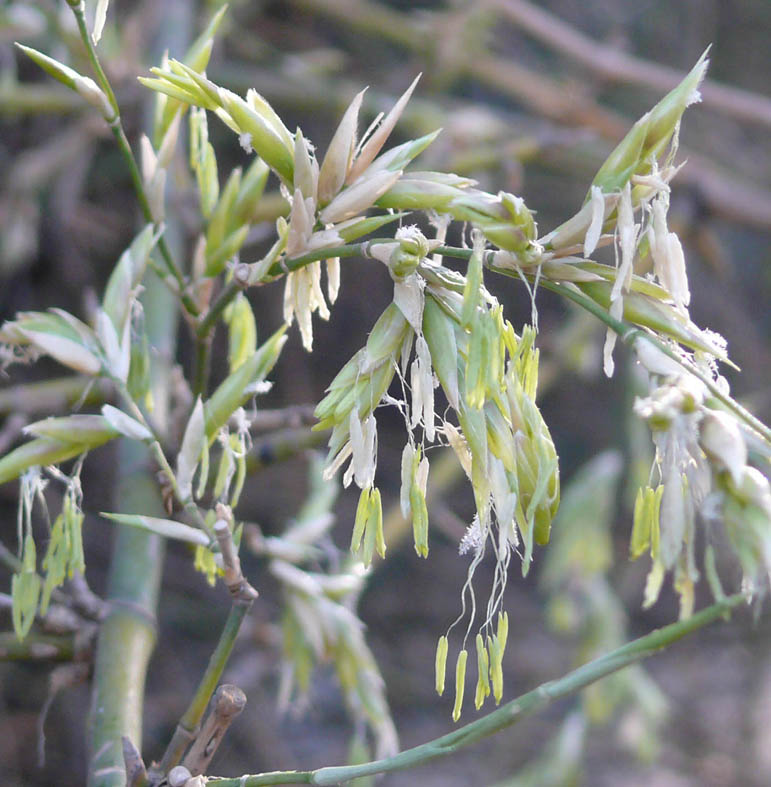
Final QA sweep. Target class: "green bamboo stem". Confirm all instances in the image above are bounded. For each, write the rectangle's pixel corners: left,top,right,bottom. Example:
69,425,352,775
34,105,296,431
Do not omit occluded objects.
534,278,771,446
199,233,769,447
207,593,745,786
0,631,76,661
87,284,181,779
82,0,191,777
152,599,254,775
87,439,168,787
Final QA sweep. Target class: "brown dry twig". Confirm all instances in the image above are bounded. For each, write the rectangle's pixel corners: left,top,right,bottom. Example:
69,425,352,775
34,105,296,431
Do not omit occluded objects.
489,0,771,129
181,684,247,777
289,0,770,230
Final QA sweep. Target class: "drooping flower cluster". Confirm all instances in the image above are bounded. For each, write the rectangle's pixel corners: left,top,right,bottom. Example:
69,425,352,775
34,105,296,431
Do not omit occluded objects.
315,225,560,716
631,350,771,614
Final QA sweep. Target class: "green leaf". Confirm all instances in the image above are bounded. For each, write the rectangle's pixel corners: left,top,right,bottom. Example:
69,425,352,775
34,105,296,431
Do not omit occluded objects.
204,325,287,440
102,513,209,545
0,438,91,486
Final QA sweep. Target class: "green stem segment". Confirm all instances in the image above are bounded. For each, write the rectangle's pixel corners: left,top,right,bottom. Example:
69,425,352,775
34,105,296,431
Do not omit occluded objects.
69,1,199,319
202,235,769,448
109,123,198,316
152,599,255,775
196,242,373,340
79,2,185,771
0,631,76,661
207,594,746,786
87,440,167,787
69,0,119,115
535,278,771,446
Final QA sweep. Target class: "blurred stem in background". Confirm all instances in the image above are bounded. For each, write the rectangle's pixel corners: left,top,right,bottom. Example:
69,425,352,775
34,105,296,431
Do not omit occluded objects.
85,2,193,784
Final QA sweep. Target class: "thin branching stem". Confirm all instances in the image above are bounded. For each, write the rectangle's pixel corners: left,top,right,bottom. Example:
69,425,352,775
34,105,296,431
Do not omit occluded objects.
152,518,257,778
206,593,745,785
109,122,198,313
68,1,200,319
151,601,254,776
196,280,241,339
195,242,372,339
69,1,119,115
192,334,212,399
535,278,771,446
194,233,770,447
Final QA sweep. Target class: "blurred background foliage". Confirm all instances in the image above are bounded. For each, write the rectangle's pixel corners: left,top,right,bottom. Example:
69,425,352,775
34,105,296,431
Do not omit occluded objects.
0,0,769,785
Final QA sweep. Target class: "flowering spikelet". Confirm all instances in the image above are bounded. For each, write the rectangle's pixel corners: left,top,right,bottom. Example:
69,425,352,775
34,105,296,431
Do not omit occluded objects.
649,190,690,313
603,182,638,377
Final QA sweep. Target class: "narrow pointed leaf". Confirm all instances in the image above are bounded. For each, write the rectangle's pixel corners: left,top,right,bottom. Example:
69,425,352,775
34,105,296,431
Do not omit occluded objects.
102,513,209,546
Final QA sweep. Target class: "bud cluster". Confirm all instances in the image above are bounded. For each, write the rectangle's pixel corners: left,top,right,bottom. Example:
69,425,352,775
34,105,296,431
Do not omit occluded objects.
632,358,771,615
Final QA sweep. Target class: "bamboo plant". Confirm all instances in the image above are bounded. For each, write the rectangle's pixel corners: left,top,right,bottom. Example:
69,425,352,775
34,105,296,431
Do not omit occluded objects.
1,3,770,786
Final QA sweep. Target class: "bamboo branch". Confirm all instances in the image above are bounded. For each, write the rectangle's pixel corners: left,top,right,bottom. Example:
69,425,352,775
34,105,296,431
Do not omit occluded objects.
66,1,199,320
122,737,150,787
84,2,191,781
150,510,258,780
206,594,746,785
0,631,77,661
87,439,168,787
182,684,247,776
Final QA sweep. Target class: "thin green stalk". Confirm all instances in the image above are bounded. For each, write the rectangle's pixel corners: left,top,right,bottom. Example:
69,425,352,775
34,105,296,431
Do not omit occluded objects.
87,439,167,787
67,0,199,319
208,593,745,786
534,278,771,446
0,631,76,661
193,333,212,398
108,122,197,313
275,242,372,276
196,280,242,339
147,439,214,539
196,242,373,339
68,0,120,115
153,598,255,774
